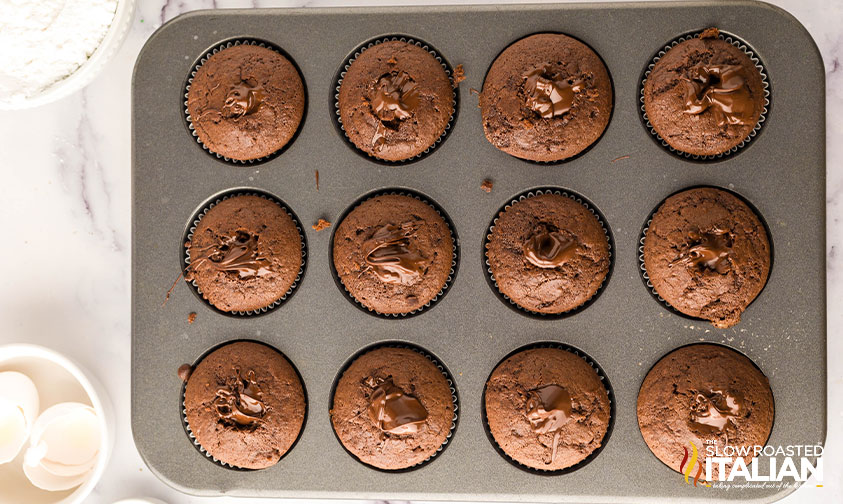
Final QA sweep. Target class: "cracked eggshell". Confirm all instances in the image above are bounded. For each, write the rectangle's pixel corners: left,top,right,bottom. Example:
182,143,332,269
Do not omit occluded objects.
0,398,28,464
22,461,93,492
0,371,39,464
30,403,100,467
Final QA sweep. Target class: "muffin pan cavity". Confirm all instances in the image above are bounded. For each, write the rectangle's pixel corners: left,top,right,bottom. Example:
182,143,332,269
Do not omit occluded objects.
484,187,614,319
329,188,459,319
332,35,459,165
638,185,775,324
638,29,770,161
481,341,615,476
133,2,825,502
183,38,308,165
328,341,459,472
181,188,308,317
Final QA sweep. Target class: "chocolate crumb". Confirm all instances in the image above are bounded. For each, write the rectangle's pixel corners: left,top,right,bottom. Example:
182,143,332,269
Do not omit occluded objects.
481,179,494,193
177,364,193,382
315,169,319,191
700,27,720,39
187,312,197,324
312,218,331,232
452,64,466,88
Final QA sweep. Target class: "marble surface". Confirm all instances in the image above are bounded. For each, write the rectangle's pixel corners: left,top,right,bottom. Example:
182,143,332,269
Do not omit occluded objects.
0,0,839,503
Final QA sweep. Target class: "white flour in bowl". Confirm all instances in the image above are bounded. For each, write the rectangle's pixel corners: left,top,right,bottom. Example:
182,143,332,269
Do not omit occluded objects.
0,0,118,103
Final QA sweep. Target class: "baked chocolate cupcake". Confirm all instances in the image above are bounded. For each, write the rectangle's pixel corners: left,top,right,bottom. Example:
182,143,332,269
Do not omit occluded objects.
486,191,610,315
185,194,303,314
330,346,456,470
484,347,611,471
186,42,305,162
637,344,774,480
480,33,612,162
332,193,454,315
642,187,770,328
337,39,454,162
183,341,306,469
643,28,766,157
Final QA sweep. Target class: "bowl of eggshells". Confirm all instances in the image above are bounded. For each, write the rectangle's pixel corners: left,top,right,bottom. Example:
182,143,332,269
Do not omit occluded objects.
0,344,113,504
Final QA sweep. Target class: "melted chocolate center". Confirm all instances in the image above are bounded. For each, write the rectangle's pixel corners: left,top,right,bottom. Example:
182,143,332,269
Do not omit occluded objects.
688,389,743,434
681,64,754,126
214,368,267,428
187,230,272,280
523,67,584,119
523,227,577,269
525,384,573,465
370,71,419,151
221,82,264,119
670,228,734,274
367,377,428,435
362,223,426,285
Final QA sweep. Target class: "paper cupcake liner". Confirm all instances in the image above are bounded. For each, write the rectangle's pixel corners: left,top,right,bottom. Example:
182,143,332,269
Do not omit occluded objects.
329,189,459,319
328,341,460,473
332,35,458,165
183,38,307,165
484,187,614,319
639,29,770,161
182,188,307,317
179,339,308,471
637,185,774,320
481,341,615,476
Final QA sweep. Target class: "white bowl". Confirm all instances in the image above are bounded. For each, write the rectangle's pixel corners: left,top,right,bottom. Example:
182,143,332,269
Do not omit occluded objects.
0,0,136,110
0,344,113,504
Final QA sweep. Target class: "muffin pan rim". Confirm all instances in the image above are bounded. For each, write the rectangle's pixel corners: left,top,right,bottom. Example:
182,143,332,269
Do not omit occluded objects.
132,2,825,502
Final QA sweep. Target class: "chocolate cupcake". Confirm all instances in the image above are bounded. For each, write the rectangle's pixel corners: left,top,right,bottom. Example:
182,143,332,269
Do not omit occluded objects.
642,28,767,157
485,191,610,315
186,42,305,162
183,341,306,469
642,187,770,328
330,346,456,470
337,39,454,162
484,346,611,472
480,33,612,162
185,193,304,314
332,193,455,316
637,344,774,480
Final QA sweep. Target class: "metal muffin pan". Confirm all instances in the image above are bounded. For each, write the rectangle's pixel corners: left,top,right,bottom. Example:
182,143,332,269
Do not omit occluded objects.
131,2,826,502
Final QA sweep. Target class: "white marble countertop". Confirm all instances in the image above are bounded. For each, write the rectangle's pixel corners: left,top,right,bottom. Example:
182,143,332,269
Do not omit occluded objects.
0,0,839,503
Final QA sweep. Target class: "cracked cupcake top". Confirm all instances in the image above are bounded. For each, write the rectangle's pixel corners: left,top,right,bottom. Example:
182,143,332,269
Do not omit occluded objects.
643,187,770,328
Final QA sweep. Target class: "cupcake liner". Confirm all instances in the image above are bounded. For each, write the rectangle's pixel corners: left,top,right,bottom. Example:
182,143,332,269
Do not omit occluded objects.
637,185,775,320
183,38,307,165
182,188,307,317
180,339,309,471
483,187,614,319
639,29,770,161
481,341,615,476
332,35,458,165
329,189,459,319
328,341,460,473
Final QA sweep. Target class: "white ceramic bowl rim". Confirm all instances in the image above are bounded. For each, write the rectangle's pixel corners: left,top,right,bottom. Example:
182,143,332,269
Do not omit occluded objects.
0,344,111,504
0,0,136,110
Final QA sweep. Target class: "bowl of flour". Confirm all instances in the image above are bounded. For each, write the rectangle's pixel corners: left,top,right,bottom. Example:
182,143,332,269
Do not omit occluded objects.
0,0,135,110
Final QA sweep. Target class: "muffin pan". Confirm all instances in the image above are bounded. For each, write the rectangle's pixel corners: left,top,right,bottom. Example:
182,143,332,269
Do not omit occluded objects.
131,2,826,502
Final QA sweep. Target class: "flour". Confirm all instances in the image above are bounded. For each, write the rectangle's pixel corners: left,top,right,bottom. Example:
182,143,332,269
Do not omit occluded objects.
0,0,118,102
